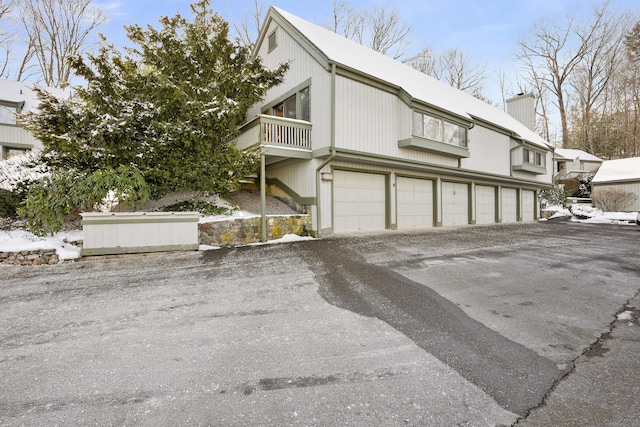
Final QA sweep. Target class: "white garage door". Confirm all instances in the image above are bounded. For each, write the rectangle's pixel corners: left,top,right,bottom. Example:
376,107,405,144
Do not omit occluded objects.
476,185,496,225
442,182,469,226
397,177,433,229
521,190,535,221
334,170,386,233
501,188,518,223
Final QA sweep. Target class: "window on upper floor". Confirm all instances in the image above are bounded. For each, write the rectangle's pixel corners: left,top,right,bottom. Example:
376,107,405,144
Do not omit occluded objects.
268,30,277,52
2,147,30,160
267,86,310,121
0,105,17,125
412,110,467,148
524,148,545,167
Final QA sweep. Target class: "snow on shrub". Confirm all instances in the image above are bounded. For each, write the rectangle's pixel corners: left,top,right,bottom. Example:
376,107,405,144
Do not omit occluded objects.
0,151,48,192
570,204,600,219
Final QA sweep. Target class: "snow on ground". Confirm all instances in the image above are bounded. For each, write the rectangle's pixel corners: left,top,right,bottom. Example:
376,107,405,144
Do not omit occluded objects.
0,229,83,260
543,204,638,225
198,233,315,251
1,204,636,262
0,207,314,261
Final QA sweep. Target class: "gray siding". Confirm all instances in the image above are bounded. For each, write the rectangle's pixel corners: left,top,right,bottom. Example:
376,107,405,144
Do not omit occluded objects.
592,182,640,211
463,126,510,176
253,21,332,152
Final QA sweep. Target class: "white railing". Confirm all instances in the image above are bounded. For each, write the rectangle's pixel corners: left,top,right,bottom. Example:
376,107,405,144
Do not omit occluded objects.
235,114,311,152
261,116,311,149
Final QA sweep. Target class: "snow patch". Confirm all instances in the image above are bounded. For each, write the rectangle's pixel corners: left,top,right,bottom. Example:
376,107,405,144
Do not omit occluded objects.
570,204,636,224
618,311,633,321
0,229,81,260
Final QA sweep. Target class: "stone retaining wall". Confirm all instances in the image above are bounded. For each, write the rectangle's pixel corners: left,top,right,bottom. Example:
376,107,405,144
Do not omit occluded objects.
1,215,311,265
199,215,311,246
1,249,59,266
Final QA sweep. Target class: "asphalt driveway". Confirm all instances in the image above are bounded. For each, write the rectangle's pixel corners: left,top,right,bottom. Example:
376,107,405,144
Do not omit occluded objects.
1,220,639,426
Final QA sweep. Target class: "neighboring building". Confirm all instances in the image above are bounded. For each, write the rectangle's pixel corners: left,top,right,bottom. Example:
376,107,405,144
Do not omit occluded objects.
0,79,68,160
591,157,640,211
553,148,603,181
234,7,553,237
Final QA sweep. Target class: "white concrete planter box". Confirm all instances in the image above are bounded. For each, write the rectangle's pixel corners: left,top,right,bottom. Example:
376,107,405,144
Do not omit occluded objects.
81,212,200,256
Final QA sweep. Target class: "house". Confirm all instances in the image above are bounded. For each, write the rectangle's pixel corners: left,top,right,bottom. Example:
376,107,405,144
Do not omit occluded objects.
0,79,68,160
234,7,553,237
553,148,603,181
591,157,640,211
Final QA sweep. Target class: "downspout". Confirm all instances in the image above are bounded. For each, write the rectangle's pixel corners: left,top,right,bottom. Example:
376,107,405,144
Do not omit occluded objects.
315,62,337,237
460,121,475,168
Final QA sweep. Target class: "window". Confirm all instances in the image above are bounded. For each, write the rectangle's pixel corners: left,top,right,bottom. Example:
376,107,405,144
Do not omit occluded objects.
274,94,296,118
444,121,467,147
268,30,277,52
412,110,467,148
268,86,311,121
524,148,545,166
299,86,310,121
0,105,17,125
3,147,30,160
413,111,441,141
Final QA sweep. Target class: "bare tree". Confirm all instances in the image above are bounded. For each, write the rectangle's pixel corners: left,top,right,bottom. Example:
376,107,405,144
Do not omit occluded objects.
436,48,487,94
233,0,266,49
569,4,632,155
327,0,363,41
623,21,640,156
327,0,411,60
404,46,436,75
516,1,617,148
406,46,487,99
15,0,105,87
0,0,13,78
365,6,412,59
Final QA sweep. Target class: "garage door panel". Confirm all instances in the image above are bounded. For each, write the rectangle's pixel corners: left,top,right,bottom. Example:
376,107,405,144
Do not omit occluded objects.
502,188,517,223
334,170,386,233
522,190,535,222
476,185,496,225
397,177,433,229
442,182,469,226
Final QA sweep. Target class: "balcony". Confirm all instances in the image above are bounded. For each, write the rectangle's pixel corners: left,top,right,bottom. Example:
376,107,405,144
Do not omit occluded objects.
234,115,312,164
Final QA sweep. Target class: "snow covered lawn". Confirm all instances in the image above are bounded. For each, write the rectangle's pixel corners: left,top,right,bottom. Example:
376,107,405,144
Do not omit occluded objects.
543,204,638,225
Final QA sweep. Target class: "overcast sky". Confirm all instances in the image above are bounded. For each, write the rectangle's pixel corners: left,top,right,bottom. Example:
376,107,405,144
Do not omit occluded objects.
95,0,639,132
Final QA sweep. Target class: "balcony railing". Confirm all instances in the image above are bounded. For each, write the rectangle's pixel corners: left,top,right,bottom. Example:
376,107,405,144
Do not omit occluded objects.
235,114,312,155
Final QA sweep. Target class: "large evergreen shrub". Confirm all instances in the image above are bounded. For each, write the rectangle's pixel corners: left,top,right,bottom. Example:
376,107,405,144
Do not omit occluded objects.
19,0,288,235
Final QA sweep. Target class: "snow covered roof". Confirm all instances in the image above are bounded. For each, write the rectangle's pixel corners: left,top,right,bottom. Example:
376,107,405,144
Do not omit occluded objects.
591,157,640,183
0,79,69,113
271,7,551,150
554,148,603,162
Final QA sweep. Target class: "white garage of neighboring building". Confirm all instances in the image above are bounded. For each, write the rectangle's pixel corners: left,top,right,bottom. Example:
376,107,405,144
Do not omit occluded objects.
591,157,640,211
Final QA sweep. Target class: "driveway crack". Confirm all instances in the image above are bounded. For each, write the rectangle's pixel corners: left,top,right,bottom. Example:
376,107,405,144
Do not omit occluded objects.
514,288,640,425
